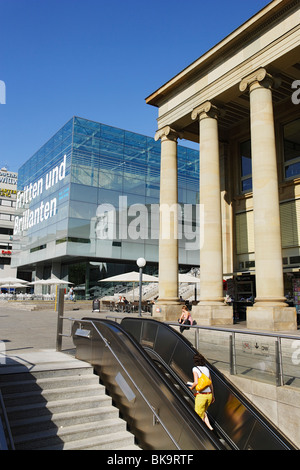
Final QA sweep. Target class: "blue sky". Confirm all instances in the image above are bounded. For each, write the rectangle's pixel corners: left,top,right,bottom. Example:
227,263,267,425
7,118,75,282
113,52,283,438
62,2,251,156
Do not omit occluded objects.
0,0,271,172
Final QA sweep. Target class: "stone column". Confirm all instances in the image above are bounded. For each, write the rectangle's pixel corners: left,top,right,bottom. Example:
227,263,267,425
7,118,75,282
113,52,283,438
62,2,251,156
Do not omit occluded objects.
51,261,62,296
34,264,44,296
191,102,232,325
154,126,182,320
240,68,297,330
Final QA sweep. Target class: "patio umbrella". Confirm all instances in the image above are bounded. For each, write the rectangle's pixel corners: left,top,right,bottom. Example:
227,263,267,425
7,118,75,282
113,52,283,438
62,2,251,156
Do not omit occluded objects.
0,277,28,286
99,271,158,301
99,271,158,283
29,279,73,285
100,272,199,283
0,283,28,289
178,274,200,283
29,279,74,310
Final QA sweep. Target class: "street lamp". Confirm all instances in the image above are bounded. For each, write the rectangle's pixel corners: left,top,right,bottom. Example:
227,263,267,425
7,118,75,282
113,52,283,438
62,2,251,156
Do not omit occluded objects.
136,257,146,317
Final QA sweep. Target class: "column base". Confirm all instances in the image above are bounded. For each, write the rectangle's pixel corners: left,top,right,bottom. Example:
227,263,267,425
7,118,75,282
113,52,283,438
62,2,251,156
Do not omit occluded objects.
247,305,297,331
191,304,233,326
152,303,182,322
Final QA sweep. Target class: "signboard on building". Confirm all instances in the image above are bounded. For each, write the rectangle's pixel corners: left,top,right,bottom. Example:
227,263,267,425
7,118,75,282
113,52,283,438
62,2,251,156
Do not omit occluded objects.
0,170,17,185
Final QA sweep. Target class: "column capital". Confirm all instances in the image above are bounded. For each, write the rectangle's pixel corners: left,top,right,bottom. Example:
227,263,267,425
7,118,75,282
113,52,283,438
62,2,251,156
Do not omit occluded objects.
191,101,220,121
239,67,281,93
154,126,182,142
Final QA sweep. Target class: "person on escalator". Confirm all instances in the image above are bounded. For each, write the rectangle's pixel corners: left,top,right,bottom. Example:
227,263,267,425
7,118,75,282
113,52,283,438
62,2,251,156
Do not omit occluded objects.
189,353,215,431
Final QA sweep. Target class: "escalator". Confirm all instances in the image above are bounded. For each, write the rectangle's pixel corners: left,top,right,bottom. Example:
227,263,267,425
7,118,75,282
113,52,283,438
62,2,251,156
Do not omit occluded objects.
72,317,223,450
72,317,296,450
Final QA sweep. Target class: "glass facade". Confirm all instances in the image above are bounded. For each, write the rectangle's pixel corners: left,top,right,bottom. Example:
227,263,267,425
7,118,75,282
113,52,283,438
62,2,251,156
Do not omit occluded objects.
12,117,199,291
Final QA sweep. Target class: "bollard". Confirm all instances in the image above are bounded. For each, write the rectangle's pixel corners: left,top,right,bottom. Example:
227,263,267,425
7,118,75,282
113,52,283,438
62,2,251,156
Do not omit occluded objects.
56,287,65,351
275,338,284,387
229,333,237,376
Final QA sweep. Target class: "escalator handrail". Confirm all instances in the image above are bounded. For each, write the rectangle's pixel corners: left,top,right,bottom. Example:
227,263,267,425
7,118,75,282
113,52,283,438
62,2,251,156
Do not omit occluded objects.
76,317,225,450
120,317,297,450
77,318,180,449
144,346,195,400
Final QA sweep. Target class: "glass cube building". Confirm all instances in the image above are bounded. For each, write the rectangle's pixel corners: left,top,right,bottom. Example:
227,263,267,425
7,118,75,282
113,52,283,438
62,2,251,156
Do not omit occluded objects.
12,117,199,297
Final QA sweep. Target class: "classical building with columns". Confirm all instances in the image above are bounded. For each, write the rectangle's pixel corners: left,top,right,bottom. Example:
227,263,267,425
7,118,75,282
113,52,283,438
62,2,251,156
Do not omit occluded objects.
146,0,300,330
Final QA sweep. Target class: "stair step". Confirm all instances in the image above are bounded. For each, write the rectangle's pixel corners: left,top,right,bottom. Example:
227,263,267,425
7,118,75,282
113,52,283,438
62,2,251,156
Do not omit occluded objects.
3,383,105,406
40,430,138,451
0,365,93,382
10,405,119,436
14,417,128,450
6,393,113,420
1,372,100,394
0,363,93,380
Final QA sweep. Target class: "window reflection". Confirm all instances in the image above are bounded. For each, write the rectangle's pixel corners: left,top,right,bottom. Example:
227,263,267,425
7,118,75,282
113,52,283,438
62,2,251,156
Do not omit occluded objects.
240,140,252,193
284,119,300,179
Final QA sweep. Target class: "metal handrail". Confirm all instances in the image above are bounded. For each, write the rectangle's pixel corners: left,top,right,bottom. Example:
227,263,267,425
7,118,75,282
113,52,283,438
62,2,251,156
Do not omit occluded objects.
71,318,182,449
165,321,300,341
165,321,300,387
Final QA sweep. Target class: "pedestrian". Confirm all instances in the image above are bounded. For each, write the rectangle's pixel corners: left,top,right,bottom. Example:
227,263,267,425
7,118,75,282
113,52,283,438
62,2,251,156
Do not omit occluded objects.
189,353,215,431
178,305,192,333
69,287,74,301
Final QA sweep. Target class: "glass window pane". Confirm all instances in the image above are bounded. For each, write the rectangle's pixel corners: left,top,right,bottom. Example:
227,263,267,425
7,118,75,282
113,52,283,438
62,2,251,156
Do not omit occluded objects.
74,117,101,137
284,119,300,162
101,124,124,144
125,131,147,150
123,175,146,196
285,162,300,179
0,213,11,220
70,183,97,203
242,178,252,192
240,140,252,177
99,169,123,190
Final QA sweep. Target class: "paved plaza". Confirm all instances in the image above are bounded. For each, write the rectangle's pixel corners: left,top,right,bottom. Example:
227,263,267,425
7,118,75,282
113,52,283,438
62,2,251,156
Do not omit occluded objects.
0,300,103,355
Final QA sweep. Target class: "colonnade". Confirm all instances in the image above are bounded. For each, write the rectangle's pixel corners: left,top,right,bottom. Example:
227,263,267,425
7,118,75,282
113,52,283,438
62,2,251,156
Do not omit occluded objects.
155,67,297,330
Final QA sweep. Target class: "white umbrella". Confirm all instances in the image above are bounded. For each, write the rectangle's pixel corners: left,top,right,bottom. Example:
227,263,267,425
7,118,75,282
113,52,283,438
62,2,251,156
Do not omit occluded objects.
29,279,73,299
99,271,158,301
29,279,73,308
0,277,28,286
99,271,158,283
179,274,200,283
30,279,73,285
0,282,28,289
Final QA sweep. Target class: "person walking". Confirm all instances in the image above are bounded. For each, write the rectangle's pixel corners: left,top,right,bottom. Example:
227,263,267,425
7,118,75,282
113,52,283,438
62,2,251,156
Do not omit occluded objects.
189,353,215,431
69,287,75,302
